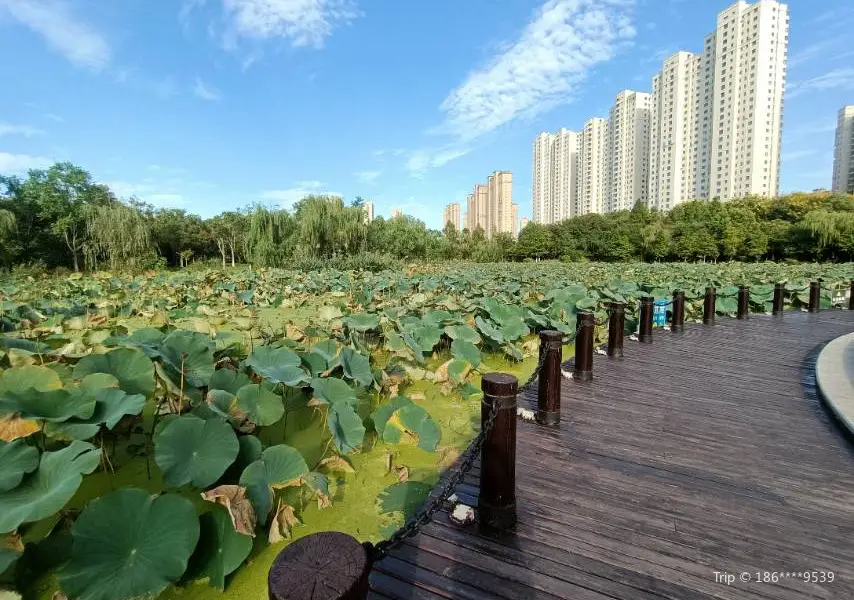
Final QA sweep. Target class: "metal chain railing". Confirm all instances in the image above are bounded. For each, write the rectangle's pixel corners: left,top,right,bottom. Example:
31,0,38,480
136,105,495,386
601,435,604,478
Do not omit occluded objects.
367,332,558,562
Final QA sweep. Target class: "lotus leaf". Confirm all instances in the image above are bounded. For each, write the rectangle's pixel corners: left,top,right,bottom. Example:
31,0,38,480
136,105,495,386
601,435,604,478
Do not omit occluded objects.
158,330,215,388
45,379,146,441
370,395,412,435
340,347,373,387
72,348,155,397
0,386,96,423
344,313,379,332
245,345,308,386
0,441,100,533
239,445,310,523
0,365,63,392
412,325,442,352
444,324,481,344
326,401,365,454
499,318,529,341
382,404,440,452
0,440,38,492
209,369,251,395
59,488,199,600
191,506,253,590
200,485,256,537
451,339,481,367
115,327,166,358
309,377,358,406
475,316,504,344
155,415,239,488
235,383,284,426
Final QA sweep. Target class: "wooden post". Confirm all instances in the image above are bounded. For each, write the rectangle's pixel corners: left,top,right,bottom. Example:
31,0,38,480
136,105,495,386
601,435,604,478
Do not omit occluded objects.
849,280,854,311
480,373,517,532
808,281,821,313
737,286,750,320
537,330,562,426
772,283,785,315
573,312,594,381
638,296,654,343
268,532,371,600
607,302,625,358
703,286,716,325
671,291,685,333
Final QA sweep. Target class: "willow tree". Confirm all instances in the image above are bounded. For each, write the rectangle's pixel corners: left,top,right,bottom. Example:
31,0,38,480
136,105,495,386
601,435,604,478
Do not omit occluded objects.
292,195,366,258
84,201,152,271
0,209,15,266
245,205,295,267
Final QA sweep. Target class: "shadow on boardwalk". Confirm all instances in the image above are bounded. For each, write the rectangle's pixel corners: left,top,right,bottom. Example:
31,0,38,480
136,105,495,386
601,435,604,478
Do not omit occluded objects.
370,311,854,600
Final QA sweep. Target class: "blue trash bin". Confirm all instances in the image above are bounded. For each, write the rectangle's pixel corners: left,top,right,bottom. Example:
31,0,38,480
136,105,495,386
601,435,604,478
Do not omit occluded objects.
653,300,668,327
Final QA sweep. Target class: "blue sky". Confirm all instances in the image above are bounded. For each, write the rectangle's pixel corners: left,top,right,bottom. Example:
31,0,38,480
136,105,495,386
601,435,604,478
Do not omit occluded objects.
1,0,852,229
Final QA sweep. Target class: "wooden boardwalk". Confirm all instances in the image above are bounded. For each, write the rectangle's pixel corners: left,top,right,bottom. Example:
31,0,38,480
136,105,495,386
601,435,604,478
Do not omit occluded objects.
369,311,854,600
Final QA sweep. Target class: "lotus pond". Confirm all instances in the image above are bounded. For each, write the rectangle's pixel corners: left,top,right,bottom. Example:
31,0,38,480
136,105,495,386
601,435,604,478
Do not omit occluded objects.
0,261,851,600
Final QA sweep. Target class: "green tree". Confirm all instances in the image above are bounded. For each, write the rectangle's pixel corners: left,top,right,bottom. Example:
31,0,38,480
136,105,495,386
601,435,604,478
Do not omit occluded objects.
18,163,114,270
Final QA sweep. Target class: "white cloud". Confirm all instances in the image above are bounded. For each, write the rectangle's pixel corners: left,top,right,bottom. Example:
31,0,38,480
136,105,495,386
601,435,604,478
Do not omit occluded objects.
406,147,471,176
0,123,45,138
103,180,186,207
355,170,381,183
0,152,52,173
260,180,342,208
43,113,64,123
787,68,854,98
405,0,634,175
193,77,222,101
434,0,635,142
220,0,360,49
0,0,110,70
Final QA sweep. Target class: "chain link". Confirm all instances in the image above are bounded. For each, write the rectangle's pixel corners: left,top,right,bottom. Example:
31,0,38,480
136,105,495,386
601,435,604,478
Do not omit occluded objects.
368,334,558,562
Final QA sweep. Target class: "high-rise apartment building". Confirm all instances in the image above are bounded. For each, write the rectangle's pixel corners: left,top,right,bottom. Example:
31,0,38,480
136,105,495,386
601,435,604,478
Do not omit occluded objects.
649,51,701,211
531,129,580,224
391,208,403,219
511,203,519,237
442,202,462,231
464,171,514,237
535,0,789,215
579,118,609,215
647,0,788,208
520,217,529,231
608,90,651,211
832,105,854,194
362,201,374,223
709,0,788,200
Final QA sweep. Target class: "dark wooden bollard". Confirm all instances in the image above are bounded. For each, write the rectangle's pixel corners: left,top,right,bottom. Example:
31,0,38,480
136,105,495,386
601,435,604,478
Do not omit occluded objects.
268,532,371,600
607,302,625,358
808,281,821,313
849,280,854,311
703,286,716,325
671,291,685,332
737,286,750,319
773,283,786,315
536,330,563,425
638,297,654,343
573,312,594,381
480,373,517,532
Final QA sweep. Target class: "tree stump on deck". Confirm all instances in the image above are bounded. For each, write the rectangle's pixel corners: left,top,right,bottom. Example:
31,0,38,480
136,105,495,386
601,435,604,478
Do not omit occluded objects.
268,532,371,600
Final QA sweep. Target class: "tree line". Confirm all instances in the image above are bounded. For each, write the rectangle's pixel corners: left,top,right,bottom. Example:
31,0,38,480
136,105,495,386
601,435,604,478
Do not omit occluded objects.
1,161,853,273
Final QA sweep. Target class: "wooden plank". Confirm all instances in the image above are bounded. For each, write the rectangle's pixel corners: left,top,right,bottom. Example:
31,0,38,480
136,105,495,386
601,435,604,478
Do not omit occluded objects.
370,311,854,600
